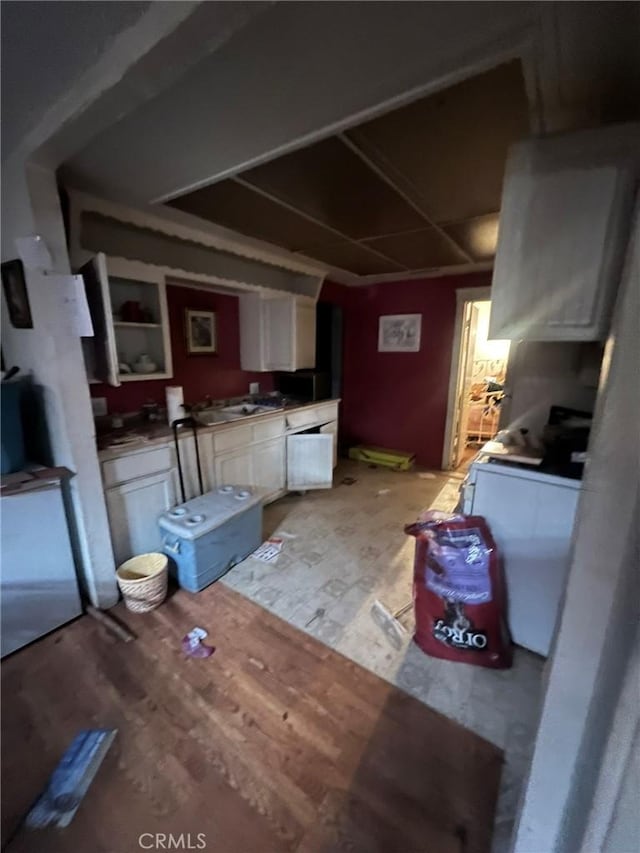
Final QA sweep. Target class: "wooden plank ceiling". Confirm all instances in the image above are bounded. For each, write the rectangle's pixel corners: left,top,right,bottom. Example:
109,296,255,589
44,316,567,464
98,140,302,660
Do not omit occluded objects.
168,61,530,279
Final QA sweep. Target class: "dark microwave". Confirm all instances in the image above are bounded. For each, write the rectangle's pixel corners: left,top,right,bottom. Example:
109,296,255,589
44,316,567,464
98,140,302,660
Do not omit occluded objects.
274,370,331,402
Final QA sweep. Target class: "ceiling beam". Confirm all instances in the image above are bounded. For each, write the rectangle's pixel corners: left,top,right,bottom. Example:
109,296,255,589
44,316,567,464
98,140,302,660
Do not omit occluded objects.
231,176,409,272
353,259,494,287
338,131,474,263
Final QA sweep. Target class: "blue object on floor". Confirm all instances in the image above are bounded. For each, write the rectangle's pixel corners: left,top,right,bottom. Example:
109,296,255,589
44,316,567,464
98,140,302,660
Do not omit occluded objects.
25,729,117,829
158,486,264,593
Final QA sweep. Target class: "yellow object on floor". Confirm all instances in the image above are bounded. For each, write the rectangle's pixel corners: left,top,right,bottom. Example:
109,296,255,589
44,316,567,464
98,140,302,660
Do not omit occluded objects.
348,445,415,470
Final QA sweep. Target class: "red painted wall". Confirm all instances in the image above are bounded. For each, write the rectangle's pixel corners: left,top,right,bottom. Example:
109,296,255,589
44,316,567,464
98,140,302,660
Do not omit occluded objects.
320,272,490,469
91,285,273,412
94,273,489,469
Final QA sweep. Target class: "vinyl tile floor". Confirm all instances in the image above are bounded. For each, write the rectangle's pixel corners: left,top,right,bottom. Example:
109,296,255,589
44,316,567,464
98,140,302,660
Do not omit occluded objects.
222,460,545,852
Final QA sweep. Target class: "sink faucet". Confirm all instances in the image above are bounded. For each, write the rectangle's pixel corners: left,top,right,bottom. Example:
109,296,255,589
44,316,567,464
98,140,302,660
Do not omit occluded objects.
188,395,214,413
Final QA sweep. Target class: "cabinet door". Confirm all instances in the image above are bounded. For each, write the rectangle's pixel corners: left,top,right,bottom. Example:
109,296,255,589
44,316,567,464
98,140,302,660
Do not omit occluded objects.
214,447,254,488
287,434,333,490
105,470,177,566
1,486,82,657
490,135,635,341
252,437,286,499
199,432,216,492
239,293,267,371
294,299,316,369
177,431,215,501
319,421,338,469
81,253,120,386
265,298,294,370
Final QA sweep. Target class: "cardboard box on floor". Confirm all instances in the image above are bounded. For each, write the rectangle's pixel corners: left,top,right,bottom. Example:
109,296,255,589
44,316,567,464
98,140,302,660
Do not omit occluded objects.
348,445,415,471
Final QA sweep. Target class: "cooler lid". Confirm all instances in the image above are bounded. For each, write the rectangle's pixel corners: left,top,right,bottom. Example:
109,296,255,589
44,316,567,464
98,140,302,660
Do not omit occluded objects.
158,485,264,540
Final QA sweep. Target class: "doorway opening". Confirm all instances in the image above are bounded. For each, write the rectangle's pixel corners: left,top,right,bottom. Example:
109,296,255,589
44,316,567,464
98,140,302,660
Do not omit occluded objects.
443,288,510,471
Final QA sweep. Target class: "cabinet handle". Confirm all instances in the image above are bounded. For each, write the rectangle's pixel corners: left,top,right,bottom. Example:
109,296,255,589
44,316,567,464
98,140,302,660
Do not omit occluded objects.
462,483,475,507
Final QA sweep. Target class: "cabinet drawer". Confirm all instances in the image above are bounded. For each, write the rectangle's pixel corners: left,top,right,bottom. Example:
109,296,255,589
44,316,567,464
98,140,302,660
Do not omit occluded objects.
285,407,320,430
252,415,285,443
213,424,252,453
315,402,339,423
286,403,338,431
102,445,174,487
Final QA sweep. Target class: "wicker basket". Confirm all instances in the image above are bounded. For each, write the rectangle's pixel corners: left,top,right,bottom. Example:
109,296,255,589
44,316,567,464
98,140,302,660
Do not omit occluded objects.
116,553,168,613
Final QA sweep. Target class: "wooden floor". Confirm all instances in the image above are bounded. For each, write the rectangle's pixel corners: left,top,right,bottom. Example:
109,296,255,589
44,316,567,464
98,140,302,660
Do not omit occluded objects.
2,585,502,853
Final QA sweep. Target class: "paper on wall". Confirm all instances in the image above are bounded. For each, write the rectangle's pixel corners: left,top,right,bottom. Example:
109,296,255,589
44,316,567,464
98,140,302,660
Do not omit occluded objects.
59,274,93,336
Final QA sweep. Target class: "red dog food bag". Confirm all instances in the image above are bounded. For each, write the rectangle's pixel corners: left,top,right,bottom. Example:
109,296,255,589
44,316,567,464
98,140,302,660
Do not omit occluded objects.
405,510,512,669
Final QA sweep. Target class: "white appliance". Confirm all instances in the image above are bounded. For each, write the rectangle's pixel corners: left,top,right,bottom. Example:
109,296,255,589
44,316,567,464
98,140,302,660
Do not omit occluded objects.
463,460,580,656
1,479,82,657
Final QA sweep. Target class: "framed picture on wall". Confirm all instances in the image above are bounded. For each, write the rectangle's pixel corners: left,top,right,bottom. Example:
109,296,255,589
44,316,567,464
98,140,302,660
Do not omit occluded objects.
185,309,216,354
378,314,421,352
1,259,33,329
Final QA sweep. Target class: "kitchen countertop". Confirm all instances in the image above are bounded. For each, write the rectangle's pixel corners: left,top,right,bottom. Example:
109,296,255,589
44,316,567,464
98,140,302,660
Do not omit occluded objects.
96,399,341,461
470,455,582,489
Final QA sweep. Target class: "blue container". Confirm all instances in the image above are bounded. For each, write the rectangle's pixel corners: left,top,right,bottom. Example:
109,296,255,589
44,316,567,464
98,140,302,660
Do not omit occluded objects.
158,487,264,593
1,380,26,474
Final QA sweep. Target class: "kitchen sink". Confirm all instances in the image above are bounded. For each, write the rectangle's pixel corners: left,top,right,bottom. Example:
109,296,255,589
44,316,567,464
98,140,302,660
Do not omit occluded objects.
195,403,283,426
195,410,238,425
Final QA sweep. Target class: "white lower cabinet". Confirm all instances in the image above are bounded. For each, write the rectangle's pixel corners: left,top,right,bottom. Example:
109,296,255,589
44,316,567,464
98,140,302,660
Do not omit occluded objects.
176,430,215,501
252,437,286,501
105,469,177,566
214,446,254,488
102,404,340,564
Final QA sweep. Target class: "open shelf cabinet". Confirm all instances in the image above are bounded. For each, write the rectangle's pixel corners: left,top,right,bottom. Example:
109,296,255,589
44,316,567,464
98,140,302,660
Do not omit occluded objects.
81,254,173,387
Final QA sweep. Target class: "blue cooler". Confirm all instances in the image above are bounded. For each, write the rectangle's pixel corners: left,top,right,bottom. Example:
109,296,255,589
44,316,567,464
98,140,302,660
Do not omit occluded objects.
158,485,264,592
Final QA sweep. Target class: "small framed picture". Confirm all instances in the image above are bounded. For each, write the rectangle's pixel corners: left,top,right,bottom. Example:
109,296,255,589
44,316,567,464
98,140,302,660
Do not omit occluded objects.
378,314,421,352
1,259,33,329
185,309,216,354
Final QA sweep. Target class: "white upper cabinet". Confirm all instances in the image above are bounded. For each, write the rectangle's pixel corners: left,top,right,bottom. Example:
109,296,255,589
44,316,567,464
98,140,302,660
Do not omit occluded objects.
264,297,294,371
490,127,639,342
292,299,316,370
239,293,267,373
239,293,316,372
81,254,173,386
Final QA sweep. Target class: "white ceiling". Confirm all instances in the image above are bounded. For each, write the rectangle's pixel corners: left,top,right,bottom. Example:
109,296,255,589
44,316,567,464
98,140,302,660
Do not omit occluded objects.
1,1,151,156
61,1,540,204
4,1,638,285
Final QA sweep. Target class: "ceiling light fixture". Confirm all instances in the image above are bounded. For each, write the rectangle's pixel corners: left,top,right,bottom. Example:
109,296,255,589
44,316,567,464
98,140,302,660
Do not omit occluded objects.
469,217,499,258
